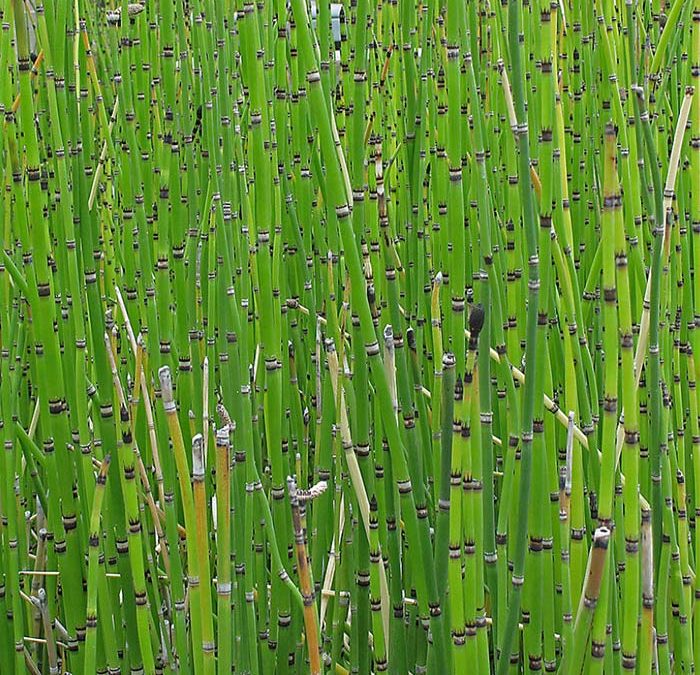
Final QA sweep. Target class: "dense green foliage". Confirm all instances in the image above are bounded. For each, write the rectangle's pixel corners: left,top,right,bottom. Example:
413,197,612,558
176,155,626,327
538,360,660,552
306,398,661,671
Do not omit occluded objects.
0,0,698,673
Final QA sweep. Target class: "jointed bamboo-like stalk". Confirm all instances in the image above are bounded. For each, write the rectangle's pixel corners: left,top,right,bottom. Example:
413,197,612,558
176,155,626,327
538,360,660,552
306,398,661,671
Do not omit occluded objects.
1,0,698,673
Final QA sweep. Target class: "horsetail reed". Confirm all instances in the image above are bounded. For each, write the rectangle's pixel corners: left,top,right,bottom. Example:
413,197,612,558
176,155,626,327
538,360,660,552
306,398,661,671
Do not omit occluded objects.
0,0,699,672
